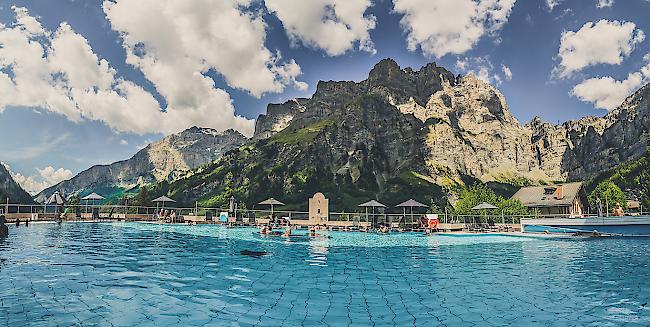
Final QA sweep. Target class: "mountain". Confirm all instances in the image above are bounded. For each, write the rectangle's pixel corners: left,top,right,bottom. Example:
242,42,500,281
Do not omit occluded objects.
35,127,247,203
0,163,35,204
529,83,650,181
155,59,649,211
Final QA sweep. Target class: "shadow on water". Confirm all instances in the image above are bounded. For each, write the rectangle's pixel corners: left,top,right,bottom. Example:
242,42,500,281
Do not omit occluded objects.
240,250,268,258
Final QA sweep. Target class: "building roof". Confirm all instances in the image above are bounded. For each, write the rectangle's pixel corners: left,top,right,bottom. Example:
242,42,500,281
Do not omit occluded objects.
510,182,583,207
627,200,641,209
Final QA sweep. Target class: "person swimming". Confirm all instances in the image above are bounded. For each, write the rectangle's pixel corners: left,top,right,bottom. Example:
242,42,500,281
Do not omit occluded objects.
309,226,317,237
0,216,8,237
282,226,292,237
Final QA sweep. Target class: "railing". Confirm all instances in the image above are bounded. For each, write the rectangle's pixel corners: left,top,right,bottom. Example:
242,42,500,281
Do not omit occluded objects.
1,203,646,225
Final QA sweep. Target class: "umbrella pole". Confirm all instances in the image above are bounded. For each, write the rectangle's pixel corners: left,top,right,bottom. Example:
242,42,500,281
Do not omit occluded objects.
411,207,414,227
365,208,368,226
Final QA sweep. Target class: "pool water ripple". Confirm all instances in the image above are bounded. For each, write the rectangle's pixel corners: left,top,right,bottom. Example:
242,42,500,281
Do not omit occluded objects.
1,222,650,326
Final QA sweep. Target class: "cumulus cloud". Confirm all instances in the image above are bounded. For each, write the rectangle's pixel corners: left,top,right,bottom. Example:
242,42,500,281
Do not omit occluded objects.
571,55,650,110
596,0,614,8
501,64,513,80
8,165,73,194
0,4,309,137
546,0,562,11
554,20,645,78
265,0,376,56
455,56,507,85
392,0,516,58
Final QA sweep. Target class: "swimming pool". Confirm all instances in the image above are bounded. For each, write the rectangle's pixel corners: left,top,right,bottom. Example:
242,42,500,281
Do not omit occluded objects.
1,222,649,326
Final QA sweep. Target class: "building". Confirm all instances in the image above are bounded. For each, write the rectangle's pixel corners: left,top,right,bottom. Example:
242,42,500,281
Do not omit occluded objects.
510,182,589,217
308,192,329,224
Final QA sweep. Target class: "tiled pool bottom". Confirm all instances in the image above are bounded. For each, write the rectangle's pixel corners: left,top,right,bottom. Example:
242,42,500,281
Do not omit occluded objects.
1,223,649,326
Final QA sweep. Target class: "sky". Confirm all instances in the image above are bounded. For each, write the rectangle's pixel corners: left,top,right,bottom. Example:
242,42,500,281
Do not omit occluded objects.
0,0,649,194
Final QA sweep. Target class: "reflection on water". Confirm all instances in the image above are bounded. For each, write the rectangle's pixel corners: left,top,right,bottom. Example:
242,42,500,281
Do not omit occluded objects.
0,222,648,326
307,233,329,267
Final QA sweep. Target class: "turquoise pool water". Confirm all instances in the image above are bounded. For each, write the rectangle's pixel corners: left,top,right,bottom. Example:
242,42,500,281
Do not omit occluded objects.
1,222,649,326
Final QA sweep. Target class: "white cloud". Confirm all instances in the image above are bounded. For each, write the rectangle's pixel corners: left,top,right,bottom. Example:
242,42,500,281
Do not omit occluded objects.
546,0,562,11
8,165,73,194
119,139,128,146
0,4,309,137
455,56,506,85
501,64,513,80
265,0,376,56
555,20,645,78
37,166,74,185
103,0,306,97
392,0,516,58
596,0,614,8
571,56,650,110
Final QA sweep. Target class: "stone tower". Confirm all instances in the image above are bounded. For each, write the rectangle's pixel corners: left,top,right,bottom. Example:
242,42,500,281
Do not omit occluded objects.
308,192,329,225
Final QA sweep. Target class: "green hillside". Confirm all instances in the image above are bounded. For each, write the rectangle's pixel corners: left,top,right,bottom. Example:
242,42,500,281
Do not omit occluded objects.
587,134,650,209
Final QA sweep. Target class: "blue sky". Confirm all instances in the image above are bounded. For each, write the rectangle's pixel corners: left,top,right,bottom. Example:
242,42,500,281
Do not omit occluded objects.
0,0,649,194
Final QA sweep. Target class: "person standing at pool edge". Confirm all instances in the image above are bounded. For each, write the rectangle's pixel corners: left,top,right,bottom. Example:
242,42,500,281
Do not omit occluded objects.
0,215,8,237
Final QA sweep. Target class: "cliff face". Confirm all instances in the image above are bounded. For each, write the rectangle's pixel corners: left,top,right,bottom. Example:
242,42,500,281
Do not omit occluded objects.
561,84,650,179
527,84,649,181
34,127,247,203
161,59,649,210
0,163,34,204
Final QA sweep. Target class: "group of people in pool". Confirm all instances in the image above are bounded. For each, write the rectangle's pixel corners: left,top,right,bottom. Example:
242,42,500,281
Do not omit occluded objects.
0,215,30,237
259,224,328,237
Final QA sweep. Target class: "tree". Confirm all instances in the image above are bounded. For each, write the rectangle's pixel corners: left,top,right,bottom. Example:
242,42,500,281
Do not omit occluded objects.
135,187,150,207
453,184,529,216
67,194,80,206
589,180,626,213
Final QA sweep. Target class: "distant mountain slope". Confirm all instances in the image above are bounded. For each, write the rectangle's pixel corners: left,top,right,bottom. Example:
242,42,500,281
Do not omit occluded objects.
35,127,247,203
155,59,650,211
587,134,650,208
0,163,35,204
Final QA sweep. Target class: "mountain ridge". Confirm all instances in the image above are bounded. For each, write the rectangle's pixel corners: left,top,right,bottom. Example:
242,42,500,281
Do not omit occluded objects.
153,59,649,210
34,127,247,203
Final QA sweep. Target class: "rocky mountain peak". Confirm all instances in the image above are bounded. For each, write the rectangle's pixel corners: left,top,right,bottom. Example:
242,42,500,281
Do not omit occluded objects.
366,58,402,83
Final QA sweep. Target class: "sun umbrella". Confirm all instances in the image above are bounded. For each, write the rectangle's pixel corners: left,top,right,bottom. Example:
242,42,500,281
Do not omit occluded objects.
47,191,65,205
81,193,105,214
358,200,386,228
396,199,428,226
471,202,498,210
471,202,498,225
153,195,176,211
47,191,65,218
259,198,284,218
81,193,105,201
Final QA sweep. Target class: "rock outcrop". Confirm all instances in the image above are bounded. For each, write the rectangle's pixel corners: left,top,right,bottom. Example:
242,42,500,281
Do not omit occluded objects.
35,127,247,203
